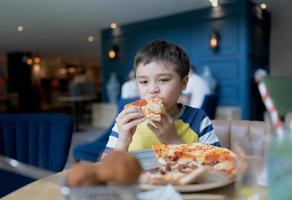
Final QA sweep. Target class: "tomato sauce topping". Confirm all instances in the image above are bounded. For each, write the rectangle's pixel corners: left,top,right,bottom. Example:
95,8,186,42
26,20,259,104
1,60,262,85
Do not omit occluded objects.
132,99,147,107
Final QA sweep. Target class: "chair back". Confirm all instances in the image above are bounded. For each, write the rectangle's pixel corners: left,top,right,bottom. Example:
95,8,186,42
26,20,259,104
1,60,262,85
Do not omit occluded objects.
201,94,218,119
213,120,271,156
0,113,73,172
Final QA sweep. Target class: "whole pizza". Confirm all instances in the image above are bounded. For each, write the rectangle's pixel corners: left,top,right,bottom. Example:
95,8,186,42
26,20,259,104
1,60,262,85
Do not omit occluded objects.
140,143,237,185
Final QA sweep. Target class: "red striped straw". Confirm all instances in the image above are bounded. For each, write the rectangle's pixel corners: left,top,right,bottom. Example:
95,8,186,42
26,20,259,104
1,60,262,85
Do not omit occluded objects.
258,81,283,137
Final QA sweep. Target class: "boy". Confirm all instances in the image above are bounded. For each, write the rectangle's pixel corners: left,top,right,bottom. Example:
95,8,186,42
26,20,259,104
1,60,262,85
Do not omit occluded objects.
104,40,220,153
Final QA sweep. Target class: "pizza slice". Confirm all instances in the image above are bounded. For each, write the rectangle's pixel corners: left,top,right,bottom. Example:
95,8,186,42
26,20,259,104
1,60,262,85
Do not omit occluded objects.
140,162,207,185
125,98,166,123
140,143,237,185
153,143,237,176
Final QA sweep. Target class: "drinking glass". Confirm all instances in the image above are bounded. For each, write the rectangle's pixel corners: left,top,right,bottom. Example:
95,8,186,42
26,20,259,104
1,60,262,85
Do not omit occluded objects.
267,112,292,200
234,137,268,200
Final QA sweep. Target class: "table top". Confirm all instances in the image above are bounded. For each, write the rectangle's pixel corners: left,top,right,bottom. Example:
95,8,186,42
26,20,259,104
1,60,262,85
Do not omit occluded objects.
2,171,65,200
1,170,237,200
2,156,267,200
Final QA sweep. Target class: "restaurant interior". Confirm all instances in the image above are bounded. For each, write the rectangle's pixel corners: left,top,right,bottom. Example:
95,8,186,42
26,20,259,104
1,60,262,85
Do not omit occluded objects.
1,0,292,199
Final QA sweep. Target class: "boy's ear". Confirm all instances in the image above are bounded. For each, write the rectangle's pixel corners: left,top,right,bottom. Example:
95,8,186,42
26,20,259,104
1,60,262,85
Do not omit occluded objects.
182,75,189,90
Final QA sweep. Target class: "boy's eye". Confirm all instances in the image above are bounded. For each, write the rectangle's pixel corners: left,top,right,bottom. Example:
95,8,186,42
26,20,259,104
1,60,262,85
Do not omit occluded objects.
159,78,170,82
138,80,148,84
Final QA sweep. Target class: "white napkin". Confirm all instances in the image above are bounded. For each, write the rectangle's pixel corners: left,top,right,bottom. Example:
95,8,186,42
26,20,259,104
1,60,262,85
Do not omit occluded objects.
130,149,161,170
138,184,182,200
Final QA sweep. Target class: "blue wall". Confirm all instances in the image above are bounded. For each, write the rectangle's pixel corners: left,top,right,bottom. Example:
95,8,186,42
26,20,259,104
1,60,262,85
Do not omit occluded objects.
101,1,269,119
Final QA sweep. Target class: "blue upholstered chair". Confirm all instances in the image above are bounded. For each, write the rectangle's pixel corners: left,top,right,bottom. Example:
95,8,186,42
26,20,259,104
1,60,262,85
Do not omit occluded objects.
73,97,138,162
201,94,218,119
73,122,114,162
0,113,73,197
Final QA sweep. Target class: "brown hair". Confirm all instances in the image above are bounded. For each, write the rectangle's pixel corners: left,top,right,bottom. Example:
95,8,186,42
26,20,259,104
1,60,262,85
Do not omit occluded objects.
134,40,190,79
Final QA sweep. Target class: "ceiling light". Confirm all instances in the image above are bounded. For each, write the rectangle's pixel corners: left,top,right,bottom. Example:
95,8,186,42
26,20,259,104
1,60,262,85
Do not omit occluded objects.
26,58,33,65
110,22,117,29
212,2,218,7
17,25,24,32
88,36,95,42
34,56,41,64
260,3,267,10
209,0,218,7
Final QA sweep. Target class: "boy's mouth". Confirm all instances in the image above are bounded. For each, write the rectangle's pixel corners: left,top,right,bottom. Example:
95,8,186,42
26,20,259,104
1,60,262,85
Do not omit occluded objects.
148,96,162,99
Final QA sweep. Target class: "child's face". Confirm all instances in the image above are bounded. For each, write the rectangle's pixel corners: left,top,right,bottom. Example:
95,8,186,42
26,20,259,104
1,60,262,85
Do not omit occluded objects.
135,61,188,114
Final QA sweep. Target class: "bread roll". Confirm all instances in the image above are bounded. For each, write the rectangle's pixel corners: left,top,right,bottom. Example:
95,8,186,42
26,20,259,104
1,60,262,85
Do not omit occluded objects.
98,150,143,184
67,163,103,187
67,150,142,187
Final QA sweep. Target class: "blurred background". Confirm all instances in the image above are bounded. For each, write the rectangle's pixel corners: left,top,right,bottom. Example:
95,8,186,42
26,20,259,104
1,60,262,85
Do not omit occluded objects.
0,0,292,119
1,1,292,197
0,0,291,123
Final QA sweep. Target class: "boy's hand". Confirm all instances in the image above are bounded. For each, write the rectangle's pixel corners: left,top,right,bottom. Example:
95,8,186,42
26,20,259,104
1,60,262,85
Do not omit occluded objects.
147,113,182,144
115,106,145,151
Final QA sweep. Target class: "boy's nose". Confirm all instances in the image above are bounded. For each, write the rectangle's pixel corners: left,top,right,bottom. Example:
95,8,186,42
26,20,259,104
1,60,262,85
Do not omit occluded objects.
149,84,160,95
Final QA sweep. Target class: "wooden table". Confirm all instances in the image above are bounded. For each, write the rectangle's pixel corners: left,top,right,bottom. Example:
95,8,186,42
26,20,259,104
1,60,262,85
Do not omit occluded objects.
1,171,237,200
1,157,267,200
2,171,65,200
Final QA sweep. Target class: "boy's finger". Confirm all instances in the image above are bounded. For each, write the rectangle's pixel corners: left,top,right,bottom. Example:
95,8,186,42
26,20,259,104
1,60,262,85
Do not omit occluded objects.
147,122,158,132
123,106,142,114
117,106,142,121
118,112,144,124
152,120,163,127
161,112,173,123
160,115,167,124
166,114,173,123
127,118,145,129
